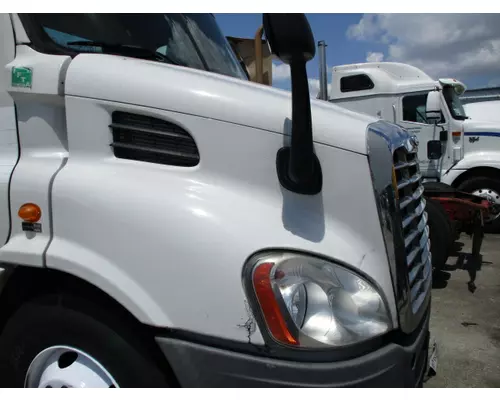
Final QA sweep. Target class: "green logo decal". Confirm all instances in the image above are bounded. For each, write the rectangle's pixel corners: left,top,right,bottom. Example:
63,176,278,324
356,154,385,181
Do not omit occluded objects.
11,67,32,88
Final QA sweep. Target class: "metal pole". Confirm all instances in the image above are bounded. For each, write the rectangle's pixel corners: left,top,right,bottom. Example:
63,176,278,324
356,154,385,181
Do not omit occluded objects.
318,40,328,100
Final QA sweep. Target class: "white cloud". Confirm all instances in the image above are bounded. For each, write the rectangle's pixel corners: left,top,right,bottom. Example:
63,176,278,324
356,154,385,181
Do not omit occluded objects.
272,61,332,98
366,51,384,62
347,14,500,81
272,62,291,81
308,78,331,99
308,79,320,97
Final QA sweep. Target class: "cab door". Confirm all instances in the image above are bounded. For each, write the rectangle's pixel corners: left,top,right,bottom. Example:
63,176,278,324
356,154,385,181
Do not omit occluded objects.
0,14,20,246
398,91,448,179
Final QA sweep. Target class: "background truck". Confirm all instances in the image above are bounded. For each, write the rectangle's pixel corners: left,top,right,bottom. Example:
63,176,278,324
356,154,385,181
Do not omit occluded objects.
0,13,432,388
324,57,500,233
463,100,500,124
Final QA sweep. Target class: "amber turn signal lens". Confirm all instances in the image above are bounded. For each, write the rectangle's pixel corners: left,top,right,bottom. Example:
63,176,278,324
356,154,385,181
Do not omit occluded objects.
18,203,41,223
252,262,299,346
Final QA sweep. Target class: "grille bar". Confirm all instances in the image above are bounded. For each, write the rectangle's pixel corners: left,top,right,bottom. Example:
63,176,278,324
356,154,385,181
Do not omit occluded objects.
394,159,418,170
402,199,426,229
410,258,432,313
110,142,199,160
408,256,429,286
393,144,432,314
110,122,188,140
399,185,425,210
404,212,428,248
397,172,422,190
406,230,430,266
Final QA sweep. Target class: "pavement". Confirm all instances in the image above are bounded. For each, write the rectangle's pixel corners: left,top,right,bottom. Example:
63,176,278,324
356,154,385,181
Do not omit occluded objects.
425,233,500,388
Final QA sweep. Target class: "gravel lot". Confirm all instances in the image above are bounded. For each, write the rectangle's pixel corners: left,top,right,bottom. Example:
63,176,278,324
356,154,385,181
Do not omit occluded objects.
425,234,500,388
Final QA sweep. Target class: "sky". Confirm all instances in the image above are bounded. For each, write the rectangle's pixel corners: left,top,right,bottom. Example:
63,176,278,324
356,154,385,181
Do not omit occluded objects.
215,13,500,97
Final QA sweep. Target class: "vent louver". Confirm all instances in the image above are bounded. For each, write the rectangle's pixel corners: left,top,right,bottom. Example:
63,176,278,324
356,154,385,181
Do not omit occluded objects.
110,112,199,167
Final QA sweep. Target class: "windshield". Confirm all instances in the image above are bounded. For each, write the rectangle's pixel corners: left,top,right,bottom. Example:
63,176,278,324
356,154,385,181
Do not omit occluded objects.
442,85,467,120
21,14,248,80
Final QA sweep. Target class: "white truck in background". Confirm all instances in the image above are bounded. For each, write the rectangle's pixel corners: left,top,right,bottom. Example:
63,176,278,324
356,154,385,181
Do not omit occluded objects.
464,100,500,124
0,13,432,388
321,54,500,232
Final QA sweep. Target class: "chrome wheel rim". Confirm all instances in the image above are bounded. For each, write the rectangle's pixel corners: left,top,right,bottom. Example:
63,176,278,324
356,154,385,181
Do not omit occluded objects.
472,188,500,222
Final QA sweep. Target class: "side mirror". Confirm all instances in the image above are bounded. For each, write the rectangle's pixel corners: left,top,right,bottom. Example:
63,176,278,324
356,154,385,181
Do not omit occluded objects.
263,14,321,195
263,14,315,64
440,129,448,142
426,91,441,124
427,140,443,160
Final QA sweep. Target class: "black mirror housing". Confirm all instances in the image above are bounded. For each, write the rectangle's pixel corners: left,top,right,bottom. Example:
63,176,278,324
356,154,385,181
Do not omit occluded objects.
263,13,322,195
427,140,443,160
263,14,315,64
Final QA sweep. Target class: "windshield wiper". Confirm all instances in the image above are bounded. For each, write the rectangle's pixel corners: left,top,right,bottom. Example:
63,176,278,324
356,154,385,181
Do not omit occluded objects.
66,41,181,65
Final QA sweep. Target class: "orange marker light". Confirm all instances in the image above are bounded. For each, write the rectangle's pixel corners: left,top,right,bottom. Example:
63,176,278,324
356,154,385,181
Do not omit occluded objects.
452,131,461,138
252,262,299,346
18,203,41,223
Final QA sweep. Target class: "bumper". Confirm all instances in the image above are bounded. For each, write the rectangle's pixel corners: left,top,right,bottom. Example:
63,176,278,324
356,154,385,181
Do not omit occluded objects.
156,309,430,388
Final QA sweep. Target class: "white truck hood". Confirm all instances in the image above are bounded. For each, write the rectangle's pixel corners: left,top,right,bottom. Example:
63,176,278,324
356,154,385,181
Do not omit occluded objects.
65,54,378,155
464,101,500,124
463,118,500,136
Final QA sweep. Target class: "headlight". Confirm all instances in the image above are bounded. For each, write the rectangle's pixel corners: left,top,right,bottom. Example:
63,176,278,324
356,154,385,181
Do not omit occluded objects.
246,252,391,348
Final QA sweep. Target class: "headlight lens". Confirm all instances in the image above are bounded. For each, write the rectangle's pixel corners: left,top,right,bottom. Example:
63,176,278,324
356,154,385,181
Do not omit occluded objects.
249,253,391,348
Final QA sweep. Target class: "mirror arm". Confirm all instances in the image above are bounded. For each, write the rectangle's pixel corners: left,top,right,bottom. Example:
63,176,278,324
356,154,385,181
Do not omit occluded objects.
276,58,322,195
289,59,314,183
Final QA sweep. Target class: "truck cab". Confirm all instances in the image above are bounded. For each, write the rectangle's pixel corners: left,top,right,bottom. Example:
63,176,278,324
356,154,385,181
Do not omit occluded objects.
329,62,500,232
0,14,431,387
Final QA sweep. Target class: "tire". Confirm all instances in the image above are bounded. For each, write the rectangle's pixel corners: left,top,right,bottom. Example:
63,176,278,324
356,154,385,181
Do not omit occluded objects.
425,198,453,271
423,181,456,193
423,182,458,243
457,176,500,233
424,195,455,252
423,181,455,191
0,293,171,388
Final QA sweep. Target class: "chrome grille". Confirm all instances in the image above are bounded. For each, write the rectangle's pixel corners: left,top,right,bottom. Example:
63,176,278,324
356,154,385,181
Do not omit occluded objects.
393,147,432,314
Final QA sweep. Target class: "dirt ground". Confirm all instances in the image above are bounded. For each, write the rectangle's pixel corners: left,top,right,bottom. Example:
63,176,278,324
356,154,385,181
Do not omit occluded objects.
425,234,500,388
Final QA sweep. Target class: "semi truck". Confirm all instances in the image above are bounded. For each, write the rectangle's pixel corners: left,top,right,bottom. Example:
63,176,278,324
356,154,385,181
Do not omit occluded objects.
324,57,500,233
464,100,500,124
0,13,432,387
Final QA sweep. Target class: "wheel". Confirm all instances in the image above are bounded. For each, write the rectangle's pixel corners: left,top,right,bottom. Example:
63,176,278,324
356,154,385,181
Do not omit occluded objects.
423,183,458,241
425,198,453,271
423,181,456,193
457,176,500,233
425,196,454,254
0,294,171,388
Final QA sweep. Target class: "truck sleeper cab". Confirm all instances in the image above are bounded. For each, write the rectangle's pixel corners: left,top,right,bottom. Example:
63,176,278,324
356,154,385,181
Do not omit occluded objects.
0,13,431,387
328,62,500,232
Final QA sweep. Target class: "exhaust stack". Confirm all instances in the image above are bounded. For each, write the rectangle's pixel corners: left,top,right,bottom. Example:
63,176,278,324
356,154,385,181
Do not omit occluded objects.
318,40,328,100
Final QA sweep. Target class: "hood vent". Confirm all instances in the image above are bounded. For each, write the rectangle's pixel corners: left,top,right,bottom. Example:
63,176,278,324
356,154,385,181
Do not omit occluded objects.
110,112,199,167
